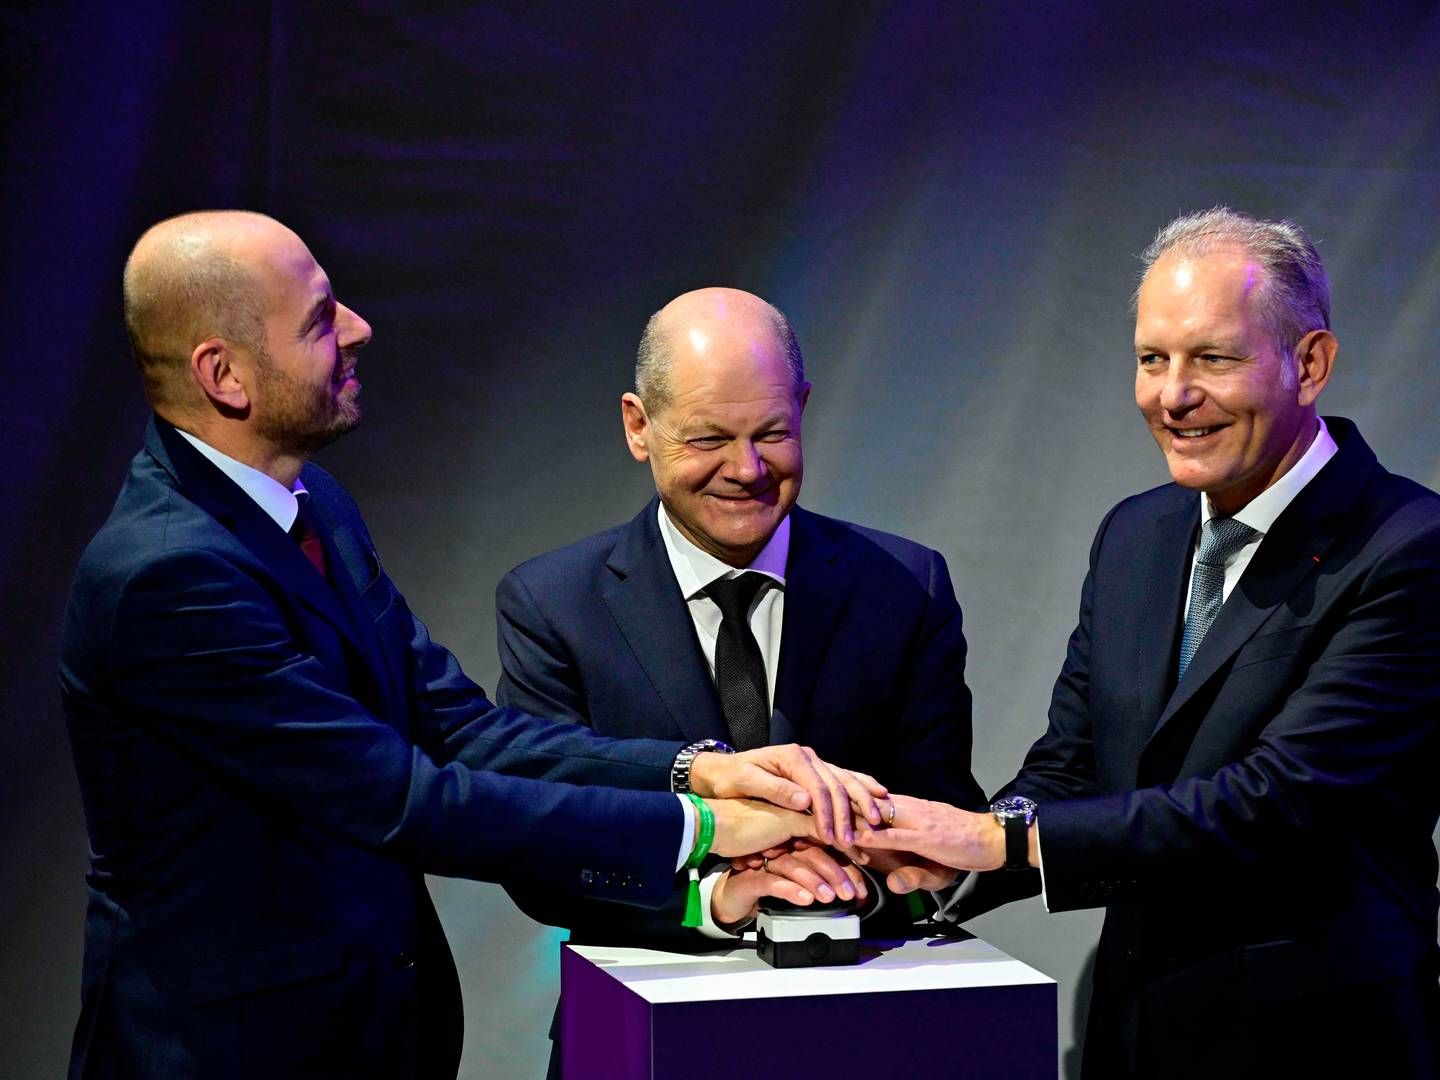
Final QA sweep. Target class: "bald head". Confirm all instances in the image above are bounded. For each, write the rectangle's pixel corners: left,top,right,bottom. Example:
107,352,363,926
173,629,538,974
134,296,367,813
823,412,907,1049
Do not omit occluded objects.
635,287,805,413
123,210,286,412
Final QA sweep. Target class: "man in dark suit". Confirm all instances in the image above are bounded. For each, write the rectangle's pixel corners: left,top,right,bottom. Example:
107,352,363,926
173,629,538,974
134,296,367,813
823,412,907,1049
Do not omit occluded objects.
859,209,1440,1076
60,212,882,1079
497,287,984,942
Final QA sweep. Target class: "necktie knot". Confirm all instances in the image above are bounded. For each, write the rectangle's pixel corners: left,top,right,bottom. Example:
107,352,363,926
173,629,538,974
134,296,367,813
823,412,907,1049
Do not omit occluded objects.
1196,516,1258,567
705,572,769,620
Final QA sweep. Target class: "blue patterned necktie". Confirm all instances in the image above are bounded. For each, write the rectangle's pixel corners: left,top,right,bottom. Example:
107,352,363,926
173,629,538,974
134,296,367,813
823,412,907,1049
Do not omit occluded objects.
1177,516,1258,681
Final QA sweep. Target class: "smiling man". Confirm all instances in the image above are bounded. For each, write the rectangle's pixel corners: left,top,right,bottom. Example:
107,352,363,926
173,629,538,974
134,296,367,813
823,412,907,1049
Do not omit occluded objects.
859,209,1440,1076
59,217,884,1079
495,288,983,957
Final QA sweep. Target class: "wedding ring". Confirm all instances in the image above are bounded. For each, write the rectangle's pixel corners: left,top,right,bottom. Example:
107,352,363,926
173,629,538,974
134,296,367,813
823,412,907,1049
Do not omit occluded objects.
886,801,897,826
762,857,771,874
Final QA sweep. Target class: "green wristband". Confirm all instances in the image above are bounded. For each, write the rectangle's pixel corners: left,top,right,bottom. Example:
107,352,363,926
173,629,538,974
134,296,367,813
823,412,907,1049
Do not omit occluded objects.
681,793,715,927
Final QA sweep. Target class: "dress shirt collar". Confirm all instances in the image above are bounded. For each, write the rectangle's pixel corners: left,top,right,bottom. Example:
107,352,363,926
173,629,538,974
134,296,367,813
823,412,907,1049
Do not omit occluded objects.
657,501,790,600
174,428,309,532
1200,415,1338,535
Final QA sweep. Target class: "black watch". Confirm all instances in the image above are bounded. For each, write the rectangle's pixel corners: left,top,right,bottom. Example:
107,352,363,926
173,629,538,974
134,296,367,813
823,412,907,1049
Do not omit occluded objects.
671,739,734,794
990,795,1037,871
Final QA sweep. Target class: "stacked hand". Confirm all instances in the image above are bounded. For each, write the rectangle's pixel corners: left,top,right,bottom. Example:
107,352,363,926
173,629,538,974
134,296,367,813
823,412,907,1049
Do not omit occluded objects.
856,793,1015,872
689,744,889,846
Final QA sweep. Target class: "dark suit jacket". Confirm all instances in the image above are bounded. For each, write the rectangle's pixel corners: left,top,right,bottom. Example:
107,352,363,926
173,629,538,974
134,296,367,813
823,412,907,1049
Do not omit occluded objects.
60,418,690,1079
495,498,985,940
989,418,1440,1075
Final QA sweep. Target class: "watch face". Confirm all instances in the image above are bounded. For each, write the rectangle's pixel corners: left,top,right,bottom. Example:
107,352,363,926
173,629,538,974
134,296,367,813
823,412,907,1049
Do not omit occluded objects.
991,795,1037,819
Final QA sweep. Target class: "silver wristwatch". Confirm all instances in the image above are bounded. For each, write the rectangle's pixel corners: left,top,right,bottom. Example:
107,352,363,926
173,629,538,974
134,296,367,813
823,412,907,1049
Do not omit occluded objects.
671,738,735,794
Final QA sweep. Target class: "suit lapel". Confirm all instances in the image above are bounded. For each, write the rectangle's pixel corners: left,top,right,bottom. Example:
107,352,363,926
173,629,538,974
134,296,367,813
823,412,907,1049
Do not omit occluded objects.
601,502,729,743
771,508,847,745
146,419,377,669
305,493,403,720
1146,421,1375,749
1136,498,1200,734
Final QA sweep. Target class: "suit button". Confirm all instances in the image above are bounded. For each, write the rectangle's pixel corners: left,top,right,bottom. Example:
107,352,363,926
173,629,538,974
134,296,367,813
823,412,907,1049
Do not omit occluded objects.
581,869,594,884
395,951,415,971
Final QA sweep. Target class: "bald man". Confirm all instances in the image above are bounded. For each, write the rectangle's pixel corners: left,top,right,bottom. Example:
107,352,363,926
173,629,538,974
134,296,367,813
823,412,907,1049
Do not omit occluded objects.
60,217,883,1079
497,288,985,953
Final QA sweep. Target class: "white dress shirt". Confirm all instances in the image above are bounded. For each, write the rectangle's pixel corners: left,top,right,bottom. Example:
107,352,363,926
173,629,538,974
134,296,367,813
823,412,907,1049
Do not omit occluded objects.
656,502,789,707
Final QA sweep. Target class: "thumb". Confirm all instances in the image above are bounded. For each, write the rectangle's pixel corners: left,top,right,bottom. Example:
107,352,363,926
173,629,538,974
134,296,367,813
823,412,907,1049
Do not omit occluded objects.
887,867,922,894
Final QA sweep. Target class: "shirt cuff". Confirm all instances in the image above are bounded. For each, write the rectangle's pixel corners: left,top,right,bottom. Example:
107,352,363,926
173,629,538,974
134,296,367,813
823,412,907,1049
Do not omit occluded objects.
1035,819,1050,913
696,864,749,940
674,794,696,873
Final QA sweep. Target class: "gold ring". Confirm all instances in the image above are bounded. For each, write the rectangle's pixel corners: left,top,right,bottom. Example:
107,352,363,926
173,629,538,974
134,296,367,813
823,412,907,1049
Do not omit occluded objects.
762,857,771,874
886,802,897,826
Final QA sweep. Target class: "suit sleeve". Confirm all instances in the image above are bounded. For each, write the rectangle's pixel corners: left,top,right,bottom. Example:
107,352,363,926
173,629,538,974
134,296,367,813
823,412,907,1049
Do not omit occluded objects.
76,547,683,907
494,566,706,944
1025,506,1440,912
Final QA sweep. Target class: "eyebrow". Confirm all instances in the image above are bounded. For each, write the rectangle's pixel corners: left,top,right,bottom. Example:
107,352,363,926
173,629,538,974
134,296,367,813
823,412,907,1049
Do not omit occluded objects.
298,293,334,337
683,414,792,436
1133,341,1236,354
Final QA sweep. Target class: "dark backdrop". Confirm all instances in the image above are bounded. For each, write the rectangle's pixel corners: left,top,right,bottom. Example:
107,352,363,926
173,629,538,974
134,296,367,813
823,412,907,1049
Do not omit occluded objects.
5,4,1439,1076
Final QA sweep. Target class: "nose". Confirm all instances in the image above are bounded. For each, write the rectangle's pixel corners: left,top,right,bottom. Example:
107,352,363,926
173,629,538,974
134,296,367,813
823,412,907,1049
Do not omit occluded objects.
1158,359,1200,415
337,303,373,350
723,439,766,486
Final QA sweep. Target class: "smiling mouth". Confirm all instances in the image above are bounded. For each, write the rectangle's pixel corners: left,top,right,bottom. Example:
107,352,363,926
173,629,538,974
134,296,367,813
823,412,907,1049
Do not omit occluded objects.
1169,425,1222,439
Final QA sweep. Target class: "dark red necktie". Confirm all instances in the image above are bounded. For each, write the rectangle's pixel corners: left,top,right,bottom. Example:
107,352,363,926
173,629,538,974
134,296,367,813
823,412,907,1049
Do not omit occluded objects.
290,503,329,578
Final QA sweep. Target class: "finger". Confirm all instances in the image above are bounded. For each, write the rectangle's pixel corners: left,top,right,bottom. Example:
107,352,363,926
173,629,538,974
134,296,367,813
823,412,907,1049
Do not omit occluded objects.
760,875,816,907
799,748,850,846
855,826,927,851
788,848,857,902
887,865,939,894
849,770,889,798
837,769,885,828
732,855,765,871
767,855,835,903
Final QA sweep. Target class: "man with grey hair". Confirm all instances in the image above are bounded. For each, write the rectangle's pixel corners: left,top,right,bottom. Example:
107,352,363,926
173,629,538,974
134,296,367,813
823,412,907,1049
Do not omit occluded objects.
495,285,985,1072
860,209,1440,1075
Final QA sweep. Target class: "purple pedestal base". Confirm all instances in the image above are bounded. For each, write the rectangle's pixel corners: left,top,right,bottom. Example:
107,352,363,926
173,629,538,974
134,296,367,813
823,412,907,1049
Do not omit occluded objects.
561,936,1057,1079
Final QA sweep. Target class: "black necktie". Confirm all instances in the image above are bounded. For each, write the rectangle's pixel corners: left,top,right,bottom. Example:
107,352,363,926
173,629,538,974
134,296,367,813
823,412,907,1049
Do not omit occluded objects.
705,573,771,750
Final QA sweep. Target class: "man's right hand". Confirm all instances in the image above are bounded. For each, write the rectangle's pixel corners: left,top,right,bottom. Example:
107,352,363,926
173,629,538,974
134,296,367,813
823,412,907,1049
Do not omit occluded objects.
705,797,820,860
710,844,868,927
688,744,889,847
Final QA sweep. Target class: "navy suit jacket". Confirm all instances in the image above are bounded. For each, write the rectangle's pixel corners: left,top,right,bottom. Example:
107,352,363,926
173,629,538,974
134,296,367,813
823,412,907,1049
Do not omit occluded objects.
495,498,985,939
60,418,690,1079
986,418,1440,1071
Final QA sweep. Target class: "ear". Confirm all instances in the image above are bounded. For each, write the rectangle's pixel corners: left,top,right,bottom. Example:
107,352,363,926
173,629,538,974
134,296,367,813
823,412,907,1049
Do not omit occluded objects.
190,337,252,412
1293,329,1337,408
797,381,811,418
620,392,651,463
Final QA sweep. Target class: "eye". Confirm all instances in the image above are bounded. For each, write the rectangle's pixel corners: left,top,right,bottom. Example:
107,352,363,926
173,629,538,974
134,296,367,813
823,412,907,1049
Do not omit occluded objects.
756,429,791,443
688,436,728,449
1136,353,1165,367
